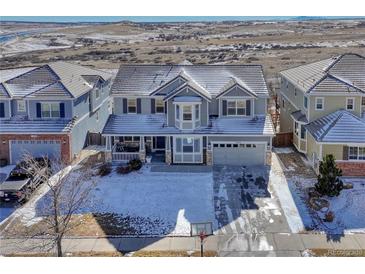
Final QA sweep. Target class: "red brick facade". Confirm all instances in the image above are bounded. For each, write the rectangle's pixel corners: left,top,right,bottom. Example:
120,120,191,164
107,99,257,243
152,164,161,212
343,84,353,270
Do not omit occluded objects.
0,134,71,165
336,161,365,177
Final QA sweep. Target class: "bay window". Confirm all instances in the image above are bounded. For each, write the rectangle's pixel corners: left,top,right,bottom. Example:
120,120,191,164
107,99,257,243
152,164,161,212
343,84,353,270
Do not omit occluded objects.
41,103,60,118
300,125,306,139
227,100,246,116
175,103,201,130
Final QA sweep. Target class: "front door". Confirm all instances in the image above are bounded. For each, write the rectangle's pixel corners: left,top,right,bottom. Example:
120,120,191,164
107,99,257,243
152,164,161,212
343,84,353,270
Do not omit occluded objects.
153,137,165,151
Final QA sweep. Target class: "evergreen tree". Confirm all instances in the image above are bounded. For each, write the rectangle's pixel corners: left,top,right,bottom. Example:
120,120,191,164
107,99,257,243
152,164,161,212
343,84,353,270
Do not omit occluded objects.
315,154,343,197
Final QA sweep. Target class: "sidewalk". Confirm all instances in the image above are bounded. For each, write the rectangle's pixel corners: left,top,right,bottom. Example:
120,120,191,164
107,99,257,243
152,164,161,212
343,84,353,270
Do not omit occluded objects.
1,232,364,256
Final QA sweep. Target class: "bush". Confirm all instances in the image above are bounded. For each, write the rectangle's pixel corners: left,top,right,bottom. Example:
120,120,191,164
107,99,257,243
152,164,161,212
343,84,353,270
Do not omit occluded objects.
116,165,132,175
315,154,343,197
98,163,112,177
128,159,143,171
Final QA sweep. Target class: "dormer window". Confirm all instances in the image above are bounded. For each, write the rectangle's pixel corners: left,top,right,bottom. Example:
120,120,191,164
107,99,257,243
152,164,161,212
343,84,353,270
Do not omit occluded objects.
227,99,246,116
128,98,137,113
155,99,165,113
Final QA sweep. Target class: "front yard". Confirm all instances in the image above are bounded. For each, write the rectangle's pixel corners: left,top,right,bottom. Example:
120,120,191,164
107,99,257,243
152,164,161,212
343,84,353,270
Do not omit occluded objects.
274,147,365,235
1,165,215,236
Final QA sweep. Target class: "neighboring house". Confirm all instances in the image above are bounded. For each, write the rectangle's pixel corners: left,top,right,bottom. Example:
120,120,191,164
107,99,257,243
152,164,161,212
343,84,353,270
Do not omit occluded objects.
0,62,113,164
102,65,275,166
279,53,365,176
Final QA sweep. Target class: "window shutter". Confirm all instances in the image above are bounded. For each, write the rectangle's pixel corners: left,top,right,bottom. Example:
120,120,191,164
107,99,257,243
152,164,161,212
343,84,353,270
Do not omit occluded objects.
137,98,141,114
151,98,155,114
60,103,65,118
222,100,227,116
246,100,251,116
343,146,349,160
36,103,41,118
123,98,128,114
0,102,4,118
164,102,167,114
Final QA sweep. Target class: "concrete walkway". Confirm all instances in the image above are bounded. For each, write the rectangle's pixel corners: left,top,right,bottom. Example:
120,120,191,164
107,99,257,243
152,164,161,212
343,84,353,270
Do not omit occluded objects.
1,233,364,256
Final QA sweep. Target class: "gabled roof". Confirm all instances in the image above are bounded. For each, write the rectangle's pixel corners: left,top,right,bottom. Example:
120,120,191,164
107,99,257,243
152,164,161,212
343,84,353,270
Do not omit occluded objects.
0,62,113,99
0,83,11,99
111,65,269,98
305,110,365,143
216,76,258,98
280,53,365,94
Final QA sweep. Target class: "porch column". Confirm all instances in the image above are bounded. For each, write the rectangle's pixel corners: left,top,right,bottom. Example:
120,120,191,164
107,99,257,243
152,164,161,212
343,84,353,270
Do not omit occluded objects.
165,136,172,165
206,141,212,166
139,136,146,163
105,136,112,162
265,137,273,166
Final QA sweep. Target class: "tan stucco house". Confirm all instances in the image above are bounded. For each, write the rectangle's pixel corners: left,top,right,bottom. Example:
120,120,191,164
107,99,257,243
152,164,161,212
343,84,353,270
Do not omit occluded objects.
278,53,365,176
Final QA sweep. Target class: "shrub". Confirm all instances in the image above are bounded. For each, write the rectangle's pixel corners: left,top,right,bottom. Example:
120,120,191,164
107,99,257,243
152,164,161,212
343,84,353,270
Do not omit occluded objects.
116,165,132,175
98,163,112,177
315,154,343,197
128,159,143,171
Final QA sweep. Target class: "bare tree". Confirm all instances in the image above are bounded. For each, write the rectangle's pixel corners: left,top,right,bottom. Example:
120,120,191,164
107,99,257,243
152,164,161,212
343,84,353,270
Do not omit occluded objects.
21,155,97,257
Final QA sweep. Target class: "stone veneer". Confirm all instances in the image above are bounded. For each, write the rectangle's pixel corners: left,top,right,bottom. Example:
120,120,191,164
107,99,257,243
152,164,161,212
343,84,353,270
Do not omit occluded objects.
206,150,212,165
165,150,172,165
266,151,272,165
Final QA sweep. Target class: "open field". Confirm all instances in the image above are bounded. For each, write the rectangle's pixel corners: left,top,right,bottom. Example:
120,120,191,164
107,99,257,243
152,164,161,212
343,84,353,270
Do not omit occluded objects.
1,19,364,84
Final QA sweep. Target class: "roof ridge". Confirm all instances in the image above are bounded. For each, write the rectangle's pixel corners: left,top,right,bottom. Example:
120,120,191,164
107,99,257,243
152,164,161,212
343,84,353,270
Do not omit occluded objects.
324,52,365,72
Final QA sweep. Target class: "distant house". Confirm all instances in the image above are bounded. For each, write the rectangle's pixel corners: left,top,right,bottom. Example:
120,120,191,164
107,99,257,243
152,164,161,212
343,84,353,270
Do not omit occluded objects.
0,62,113,164
102,65,275,166
279,53,365,176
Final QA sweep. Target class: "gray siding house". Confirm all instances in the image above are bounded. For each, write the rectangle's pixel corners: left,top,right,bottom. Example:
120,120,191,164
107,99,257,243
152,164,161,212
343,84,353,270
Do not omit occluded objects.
0,62,112,164
278,53,365,176
103,65,275,166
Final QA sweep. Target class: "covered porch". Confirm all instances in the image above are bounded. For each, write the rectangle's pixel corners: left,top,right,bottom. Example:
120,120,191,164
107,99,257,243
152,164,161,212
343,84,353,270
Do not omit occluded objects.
105,135,169,163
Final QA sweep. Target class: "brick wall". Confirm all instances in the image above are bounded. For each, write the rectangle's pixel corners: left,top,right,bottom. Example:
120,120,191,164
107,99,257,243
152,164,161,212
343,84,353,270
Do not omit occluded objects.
336,161,365,177
0,134,71,164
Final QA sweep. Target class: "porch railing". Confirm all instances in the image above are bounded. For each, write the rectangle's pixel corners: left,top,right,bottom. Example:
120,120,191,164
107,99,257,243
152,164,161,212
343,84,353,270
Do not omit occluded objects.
112,152,139,162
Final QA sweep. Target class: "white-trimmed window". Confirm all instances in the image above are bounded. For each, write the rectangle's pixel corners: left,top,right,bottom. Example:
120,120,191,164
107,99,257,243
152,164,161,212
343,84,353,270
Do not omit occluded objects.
17,100,26,112
95,89,100,99
174,137,202,163
175,103,200,130
294,121,299,136
155,99,164,113
41,103,60,118
349,146,365,160
304,96,308,109
227,100,246,116
300,124,306,139
346,98,354,111
127,98,137,113
315,97,324,110
183,105,192,121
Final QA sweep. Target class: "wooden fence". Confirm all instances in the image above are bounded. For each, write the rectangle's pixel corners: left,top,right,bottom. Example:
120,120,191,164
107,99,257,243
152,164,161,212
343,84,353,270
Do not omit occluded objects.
272,132,293,147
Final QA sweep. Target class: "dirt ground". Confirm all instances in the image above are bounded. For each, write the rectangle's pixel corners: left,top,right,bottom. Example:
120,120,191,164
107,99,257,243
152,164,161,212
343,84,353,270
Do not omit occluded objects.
1,19,364,85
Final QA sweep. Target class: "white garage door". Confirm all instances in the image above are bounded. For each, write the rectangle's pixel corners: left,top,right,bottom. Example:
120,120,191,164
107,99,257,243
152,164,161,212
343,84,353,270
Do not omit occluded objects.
10,140,61,164
213,143,265,166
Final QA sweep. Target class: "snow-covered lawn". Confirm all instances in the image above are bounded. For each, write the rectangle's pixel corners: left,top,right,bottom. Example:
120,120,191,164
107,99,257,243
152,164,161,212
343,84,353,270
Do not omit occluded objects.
77,166,215,236
288,177,365,234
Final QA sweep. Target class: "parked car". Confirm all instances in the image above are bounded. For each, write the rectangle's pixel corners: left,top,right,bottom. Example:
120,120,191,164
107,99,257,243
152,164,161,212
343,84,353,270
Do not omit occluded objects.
10,157,51,178
0,160,51,203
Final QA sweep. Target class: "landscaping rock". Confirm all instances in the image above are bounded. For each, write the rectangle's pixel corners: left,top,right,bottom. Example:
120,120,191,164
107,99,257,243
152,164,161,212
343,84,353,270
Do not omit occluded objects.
343,183,353,189
309,197,329,211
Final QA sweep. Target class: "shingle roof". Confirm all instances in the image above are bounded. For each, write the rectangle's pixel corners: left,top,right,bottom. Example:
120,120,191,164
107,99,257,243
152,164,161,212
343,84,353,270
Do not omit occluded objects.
111,65,269,98
0,118,76,134
291,110,308,123
280,53,365,94
102,114,275,136
305,110,365,143
0,62,113,99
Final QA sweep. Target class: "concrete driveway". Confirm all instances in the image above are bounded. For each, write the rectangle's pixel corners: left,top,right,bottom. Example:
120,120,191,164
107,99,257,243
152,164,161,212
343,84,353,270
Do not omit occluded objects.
213,165,291,236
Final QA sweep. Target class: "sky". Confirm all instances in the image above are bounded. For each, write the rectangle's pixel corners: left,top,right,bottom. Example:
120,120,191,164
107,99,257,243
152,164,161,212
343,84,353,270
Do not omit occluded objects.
1,16,364,23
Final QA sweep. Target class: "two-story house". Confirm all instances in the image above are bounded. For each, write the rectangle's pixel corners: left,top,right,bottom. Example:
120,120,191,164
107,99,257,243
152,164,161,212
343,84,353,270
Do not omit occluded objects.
279,53,365,176
102,65,275,166
0,61,112,164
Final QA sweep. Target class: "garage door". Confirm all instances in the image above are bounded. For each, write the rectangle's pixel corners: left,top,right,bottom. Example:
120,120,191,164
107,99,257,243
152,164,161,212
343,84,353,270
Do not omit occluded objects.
10,140,61,164
212,143,265,166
